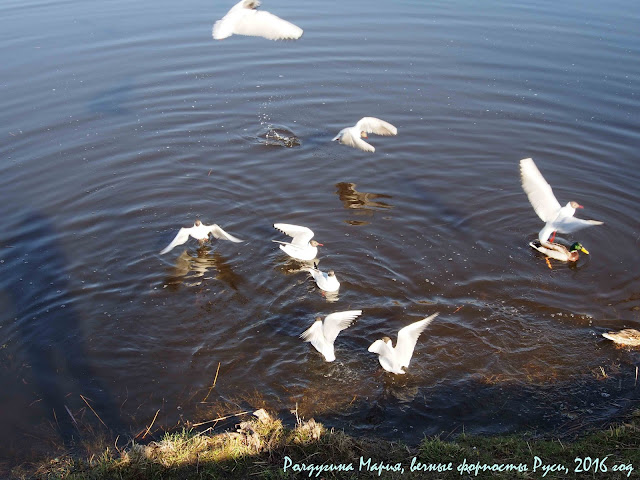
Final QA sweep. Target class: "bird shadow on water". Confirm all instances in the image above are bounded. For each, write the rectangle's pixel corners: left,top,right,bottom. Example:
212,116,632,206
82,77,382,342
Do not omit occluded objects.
163,247,244,291
0,211,124,460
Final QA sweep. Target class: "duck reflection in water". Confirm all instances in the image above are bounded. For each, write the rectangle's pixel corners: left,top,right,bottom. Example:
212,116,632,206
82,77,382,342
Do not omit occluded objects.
165,247,242,290
335,182,393,226
0,212,123,447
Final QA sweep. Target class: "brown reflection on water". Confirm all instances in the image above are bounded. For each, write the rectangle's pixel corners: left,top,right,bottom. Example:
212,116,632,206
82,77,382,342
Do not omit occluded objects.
335,182,393,226
165,248,242,290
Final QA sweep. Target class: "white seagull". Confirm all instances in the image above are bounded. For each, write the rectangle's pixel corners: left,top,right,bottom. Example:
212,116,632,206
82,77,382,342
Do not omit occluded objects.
273,223,322,261
367,313,439,374
520,157,603,244
305,265,340,292
301,310,362,362
160,220,243,255
212,0,303,41
332,117,397,153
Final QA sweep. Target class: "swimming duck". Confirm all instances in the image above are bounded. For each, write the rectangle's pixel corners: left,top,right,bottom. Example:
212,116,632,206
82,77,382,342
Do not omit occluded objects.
333,117,397,153
520,157,603,244
300,310,362,362
529,240,589,262
368,313,439,374
273,223,322,261
160,220,243,255
602,329,640,347
212,0,303,41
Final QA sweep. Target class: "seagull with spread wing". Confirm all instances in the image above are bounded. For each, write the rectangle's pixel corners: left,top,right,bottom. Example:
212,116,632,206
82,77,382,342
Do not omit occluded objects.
301,310,362,362
160,220,243,255
272,223,322,261
520,157,603,245
332,117,397,153
212,0,303,41
368,313,439,374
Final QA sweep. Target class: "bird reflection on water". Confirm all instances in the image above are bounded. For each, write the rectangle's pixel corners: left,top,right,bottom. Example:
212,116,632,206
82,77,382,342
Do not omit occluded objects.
335,182,393,226
164,247,242,290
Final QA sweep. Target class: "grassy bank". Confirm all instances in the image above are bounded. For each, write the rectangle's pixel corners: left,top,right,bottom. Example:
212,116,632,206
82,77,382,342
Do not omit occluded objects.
12,409,640,479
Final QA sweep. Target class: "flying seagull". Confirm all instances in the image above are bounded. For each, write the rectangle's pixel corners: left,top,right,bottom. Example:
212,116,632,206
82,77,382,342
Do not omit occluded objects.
520,157,603,244
368,313,439,374
273,223,322,261
332,117,397,152
212,0,303,41
301,310,362,362
160,220,243,255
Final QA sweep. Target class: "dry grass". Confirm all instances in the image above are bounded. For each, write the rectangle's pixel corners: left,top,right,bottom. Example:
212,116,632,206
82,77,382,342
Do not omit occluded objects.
10,409,640,480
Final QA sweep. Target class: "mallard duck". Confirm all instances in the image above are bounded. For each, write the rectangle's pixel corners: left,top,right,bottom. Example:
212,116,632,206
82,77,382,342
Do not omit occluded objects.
160,220,243,255
520,158,603,244
332,117,397,153
529,240,589,262
368,313,439,374
602,329,640,347
273,223,323,261
212,0,303,41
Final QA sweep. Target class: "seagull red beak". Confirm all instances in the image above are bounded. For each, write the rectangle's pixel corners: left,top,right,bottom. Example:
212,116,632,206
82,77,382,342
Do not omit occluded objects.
317,243,324,246
577,204,584,209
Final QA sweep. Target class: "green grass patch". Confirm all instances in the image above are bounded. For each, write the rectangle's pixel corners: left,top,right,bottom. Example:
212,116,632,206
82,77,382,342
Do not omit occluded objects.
11,409,640,479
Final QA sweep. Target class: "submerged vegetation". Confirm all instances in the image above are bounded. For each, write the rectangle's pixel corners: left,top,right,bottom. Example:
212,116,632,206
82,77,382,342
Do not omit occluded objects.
11,409,640,479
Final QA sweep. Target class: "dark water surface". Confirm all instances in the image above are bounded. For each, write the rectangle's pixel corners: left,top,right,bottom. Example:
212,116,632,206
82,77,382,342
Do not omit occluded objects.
1,0,640,467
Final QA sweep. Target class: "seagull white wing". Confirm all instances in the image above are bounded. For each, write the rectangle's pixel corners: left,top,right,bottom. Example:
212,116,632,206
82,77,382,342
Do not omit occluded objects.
367,339,388,355
233,10,302,40
395,313,439,368
322,310,361,345
520,158,562,223
160,227,193,255
300,319,326,355
552,216,604,234
356,117,397,136
307,268,324,284
273,223,314,247
213,1,302,40
367,339,396,372
207,224,244,242
337,129,375,152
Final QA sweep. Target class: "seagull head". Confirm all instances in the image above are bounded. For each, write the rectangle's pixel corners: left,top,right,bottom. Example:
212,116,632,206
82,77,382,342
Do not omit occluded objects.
328,270,335,277
360,131,368,138
381,336,393,346
569,201,584,209
310,240,324,247
194,219,202,226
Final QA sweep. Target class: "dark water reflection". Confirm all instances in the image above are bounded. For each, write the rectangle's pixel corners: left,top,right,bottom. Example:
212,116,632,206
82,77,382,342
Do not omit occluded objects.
1,0,640,470
164,248,243,290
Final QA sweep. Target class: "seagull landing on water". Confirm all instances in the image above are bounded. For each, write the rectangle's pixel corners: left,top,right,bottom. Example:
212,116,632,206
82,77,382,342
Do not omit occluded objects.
273,223,322,261
212,0,303,41
368,313,439,374
520,157,603,245
305,264,340,292
160,220,243,255
301,310,362,362
332,117,397,153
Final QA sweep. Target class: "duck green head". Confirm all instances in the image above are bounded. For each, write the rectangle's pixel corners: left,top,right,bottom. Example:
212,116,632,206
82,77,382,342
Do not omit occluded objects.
570,242,589,254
